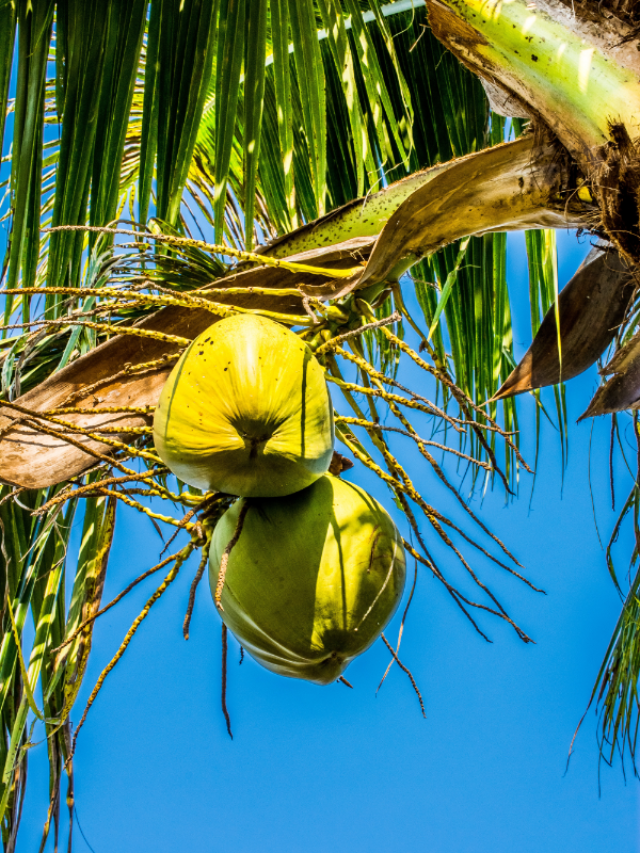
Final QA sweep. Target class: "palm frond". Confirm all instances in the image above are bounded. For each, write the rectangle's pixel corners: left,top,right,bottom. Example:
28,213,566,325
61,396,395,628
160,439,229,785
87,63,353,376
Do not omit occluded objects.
592,563,640,778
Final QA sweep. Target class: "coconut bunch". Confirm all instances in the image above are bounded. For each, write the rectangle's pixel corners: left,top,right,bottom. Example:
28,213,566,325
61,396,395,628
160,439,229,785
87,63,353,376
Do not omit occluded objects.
0,228,538,844
154,312,406,684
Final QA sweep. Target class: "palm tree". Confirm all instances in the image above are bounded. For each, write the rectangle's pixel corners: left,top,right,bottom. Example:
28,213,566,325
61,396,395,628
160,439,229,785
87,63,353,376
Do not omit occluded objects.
0,0,638,847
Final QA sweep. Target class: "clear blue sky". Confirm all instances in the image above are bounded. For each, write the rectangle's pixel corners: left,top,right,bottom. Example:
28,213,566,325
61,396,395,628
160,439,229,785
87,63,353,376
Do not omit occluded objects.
19,231,639,852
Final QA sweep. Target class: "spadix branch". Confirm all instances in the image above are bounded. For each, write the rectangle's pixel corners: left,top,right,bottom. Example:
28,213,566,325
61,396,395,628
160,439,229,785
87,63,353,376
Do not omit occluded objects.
334,416,491,469
2,287,316,328
335,428,532,642
44,225,363,280
0,399,162,465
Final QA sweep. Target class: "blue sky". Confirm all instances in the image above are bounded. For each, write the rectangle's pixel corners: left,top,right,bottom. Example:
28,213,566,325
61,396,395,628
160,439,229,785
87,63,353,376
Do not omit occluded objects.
19,230,640,852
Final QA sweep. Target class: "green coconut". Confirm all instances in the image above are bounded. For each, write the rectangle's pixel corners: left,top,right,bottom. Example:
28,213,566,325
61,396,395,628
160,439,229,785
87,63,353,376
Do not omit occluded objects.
153,314,334,497
208,474,406,685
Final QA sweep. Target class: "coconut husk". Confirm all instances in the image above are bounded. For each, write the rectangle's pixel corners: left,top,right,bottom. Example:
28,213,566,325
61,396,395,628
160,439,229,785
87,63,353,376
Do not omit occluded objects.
491,246,633,401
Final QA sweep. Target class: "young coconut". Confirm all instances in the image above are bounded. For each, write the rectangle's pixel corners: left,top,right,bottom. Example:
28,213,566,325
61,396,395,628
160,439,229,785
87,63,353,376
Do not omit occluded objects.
153,314,334,497
208,474,406,685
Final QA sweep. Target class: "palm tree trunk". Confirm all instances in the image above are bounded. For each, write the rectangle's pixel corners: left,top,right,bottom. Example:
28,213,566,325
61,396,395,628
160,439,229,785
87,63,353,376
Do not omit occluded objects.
427,0,640,264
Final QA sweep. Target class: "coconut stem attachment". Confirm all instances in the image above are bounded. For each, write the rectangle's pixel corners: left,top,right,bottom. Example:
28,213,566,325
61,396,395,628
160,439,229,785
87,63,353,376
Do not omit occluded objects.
215,501,252,611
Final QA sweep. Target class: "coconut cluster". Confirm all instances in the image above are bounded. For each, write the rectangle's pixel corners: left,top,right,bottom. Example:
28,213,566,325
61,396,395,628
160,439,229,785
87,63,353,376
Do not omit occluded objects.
154,314,406,685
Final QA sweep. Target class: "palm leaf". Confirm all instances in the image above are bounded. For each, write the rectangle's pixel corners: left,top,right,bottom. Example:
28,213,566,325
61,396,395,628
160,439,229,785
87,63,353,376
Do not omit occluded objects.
5,0,54,311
